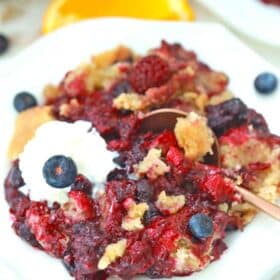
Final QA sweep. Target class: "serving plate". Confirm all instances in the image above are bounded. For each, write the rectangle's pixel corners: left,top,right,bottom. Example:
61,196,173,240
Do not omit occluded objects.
0,18,280,280
196,0,280,46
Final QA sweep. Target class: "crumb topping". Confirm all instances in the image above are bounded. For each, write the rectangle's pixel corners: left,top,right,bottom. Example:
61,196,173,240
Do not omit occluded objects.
172,238,203,273
155,191,185,215
174,247,201,272
122,200,149,231
135,148,170,179
175,112,214,161
98,239,127,270
113,92,147,111
92,45,134,68
221,138,271,168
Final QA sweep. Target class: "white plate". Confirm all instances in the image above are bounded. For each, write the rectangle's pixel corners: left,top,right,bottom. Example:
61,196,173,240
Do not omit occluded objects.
197,0,280,46
0,18,280,280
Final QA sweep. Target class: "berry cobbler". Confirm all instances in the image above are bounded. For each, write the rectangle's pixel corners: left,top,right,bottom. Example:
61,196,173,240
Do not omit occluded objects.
5,41,280,279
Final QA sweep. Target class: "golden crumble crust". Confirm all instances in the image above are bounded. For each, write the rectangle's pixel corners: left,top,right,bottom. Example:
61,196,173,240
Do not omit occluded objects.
113,92,147,111
134,148,170,180
92,45,135,68
121,201,149,231
98,239,127,270
175,112,214,161
155,191,185,215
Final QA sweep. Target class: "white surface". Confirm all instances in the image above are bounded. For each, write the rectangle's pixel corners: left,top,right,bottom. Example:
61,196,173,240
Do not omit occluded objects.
197,0,280,46
19,120,116,204
0,18,280,280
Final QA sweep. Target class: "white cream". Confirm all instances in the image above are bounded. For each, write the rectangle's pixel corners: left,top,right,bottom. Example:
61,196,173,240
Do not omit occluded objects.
19,120,116,204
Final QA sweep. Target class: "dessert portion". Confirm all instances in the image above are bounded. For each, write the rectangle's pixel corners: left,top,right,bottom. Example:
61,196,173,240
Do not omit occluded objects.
5,41,280,279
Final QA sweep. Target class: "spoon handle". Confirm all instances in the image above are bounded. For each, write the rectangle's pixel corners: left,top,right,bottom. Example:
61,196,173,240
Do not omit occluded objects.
235,185,280,221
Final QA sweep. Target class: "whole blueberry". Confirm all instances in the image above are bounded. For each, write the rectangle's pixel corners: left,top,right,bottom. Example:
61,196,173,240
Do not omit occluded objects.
0,34,9,55
43,155,77,188
189,213,214,239
254,72,278,94
13,92,37,112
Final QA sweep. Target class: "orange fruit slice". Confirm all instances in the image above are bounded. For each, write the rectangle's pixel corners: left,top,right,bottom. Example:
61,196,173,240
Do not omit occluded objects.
42,0,195,34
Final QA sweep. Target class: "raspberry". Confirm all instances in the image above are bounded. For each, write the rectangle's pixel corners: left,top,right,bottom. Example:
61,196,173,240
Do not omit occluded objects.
129,55,171,93
166,146,185,167
63,190,95,221
150,131,178,155
26,202,68,257
200,169,237,203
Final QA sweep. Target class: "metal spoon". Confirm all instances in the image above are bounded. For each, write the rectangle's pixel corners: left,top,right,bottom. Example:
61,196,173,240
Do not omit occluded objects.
139,108,280,221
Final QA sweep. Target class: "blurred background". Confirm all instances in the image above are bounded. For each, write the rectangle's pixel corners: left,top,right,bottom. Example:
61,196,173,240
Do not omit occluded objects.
0,0,279,67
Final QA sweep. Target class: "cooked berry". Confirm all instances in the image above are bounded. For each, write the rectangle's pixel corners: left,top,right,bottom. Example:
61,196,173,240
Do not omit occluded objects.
207,98,247,136
5,160,24,189
13,92,38,112
182,181,197,194
71,174,93,195
113,155,126,168
63,251,75,275
143,204,161,225
136,179,154,202
0,34,9,54
189,213,214,239
43,155,77,188
107,168,127,181
13,221,41,248
129,55,171,93
254,72,278,94
225,223,238,232
110,79,132,97
246,109,269,133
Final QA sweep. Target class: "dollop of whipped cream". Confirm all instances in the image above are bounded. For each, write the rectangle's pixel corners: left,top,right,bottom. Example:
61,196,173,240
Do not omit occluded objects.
19,120,116,204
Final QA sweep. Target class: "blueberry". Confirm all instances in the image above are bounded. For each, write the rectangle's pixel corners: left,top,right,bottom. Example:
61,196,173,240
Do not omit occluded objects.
189,213,213,239
0,34,9,55
110,79,132,97
107,168,127,181
43,155,77,188
113,155,126,168
254,72,278,94
136,179,154,202
143,204,161,225
13,92,37,112
5,160,24,189
207,98,247,136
